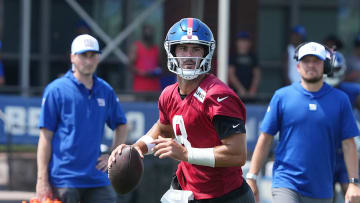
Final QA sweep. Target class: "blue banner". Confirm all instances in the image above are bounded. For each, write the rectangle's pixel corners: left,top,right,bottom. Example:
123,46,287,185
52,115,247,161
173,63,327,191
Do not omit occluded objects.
0,95,267,152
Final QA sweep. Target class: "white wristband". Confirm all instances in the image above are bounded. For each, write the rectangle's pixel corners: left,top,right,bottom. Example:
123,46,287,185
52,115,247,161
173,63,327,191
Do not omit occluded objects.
187,148,215,167
246,173,258,180
138,136,155,155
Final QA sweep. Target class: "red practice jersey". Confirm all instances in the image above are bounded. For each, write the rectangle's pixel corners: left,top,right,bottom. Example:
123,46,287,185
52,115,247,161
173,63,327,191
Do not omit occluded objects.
158,74,246,199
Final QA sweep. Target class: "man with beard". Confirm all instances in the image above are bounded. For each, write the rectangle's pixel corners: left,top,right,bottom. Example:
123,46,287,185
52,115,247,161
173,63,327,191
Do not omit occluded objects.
246,42,360,203
109,18,255,202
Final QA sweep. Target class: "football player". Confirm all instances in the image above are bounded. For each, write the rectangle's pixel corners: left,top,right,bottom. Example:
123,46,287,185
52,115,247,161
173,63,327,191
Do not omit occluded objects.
109,18,255,202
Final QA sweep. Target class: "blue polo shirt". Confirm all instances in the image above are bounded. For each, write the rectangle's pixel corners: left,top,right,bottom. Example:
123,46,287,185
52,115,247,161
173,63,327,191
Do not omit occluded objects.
337,82,360,107
39,70,127,188
261,82,359,198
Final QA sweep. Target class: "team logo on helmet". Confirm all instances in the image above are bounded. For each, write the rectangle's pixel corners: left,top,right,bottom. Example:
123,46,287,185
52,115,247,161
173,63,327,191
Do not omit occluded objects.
164,18,216,80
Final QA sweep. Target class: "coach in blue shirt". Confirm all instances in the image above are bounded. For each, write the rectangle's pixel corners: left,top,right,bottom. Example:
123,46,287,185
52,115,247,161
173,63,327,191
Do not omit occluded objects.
246,42,360,203
36,34,128,203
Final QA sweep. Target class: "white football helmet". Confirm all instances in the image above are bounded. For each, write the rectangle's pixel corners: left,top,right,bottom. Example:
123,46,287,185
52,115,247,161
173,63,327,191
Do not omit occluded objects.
323,52,346,86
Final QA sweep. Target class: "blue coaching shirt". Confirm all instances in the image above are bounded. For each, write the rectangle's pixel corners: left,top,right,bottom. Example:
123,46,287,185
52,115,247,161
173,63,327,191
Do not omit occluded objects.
261,82,359,198
39,70,127,188
338,82,360,107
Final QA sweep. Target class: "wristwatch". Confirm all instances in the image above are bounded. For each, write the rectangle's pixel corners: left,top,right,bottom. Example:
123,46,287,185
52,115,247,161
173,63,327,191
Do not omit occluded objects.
349,178,359,184
246,173,258,181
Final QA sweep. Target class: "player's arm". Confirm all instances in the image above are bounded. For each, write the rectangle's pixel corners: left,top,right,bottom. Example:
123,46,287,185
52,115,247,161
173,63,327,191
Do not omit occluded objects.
36,128,54,201
134,120,173,155
152,115,248,167
208,115,247,167
108,120,172,167
213,132,247,167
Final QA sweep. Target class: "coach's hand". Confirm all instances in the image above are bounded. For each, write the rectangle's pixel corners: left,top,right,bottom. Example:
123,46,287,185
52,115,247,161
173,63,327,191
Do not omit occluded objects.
247,179,260,203
345,183,360,203
36,178,53,202
97,154,110,172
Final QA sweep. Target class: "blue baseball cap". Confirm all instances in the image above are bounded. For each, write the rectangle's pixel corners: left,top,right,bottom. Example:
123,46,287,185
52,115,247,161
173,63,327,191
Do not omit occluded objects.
236,31,250,39
292,25,306,38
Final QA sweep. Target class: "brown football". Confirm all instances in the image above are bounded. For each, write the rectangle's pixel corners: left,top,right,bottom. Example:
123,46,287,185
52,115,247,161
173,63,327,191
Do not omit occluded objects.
108,145,144,194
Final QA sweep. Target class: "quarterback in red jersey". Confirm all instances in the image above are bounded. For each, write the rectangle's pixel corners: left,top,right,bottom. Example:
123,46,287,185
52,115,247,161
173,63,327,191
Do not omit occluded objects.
109,18,255,202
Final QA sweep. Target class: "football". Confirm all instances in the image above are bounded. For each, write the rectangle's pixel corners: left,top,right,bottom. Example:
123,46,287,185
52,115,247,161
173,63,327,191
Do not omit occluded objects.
108,145,144,194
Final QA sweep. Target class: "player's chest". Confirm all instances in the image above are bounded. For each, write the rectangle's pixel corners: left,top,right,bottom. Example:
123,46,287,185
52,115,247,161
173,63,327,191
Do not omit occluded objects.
168,100,211,130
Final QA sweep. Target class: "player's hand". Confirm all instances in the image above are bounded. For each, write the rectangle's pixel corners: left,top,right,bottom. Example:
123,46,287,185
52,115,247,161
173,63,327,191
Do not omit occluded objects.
345,183,360,203
246,179,260,203
97,154,109,172
36,179,53,202
152,136,187,161
107,144,127,169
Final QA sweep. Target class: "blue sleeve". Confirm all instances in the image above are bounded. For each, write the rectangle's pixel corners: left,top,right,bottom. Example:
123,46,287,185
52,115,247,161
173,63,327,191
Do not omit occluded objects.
0,62,4,77
341,95,360,140
260,92,281,135
38,86,60,132
106,90,127,130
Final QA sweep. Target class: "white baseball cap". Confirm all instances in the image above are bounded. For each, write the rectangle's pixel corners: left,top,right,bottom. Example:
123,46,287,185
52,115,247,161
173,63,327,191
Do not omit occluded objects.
298,42,326,61
71,34,101,54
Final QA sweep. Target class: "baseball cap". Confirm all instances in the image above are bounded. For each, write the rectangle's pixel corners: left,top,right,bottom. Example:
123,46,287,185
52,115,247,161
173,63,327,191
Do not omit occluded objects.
71,34,101,54
298,42,326,61
292,25,306,38
236,31,250,39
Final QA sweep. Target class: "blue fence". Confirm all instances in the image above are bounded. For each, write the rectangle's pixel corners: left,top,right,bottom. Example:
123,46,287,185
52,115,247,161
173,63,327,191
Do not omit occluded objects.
0,95,267,152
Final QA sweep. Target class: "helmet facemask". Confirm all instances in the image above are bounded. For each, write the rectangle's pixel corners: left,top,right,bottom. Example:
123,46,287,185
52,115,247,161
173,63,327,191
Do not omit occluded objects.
164,40,215,80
